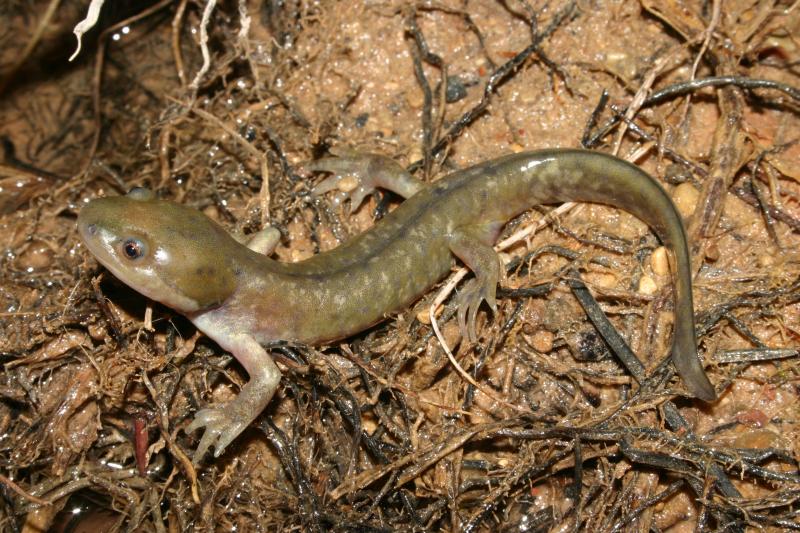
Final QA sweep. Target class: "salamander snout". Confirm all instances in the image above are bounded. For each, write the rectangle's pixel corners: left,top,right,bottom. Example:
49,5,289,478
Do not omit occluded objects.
76,216,98,243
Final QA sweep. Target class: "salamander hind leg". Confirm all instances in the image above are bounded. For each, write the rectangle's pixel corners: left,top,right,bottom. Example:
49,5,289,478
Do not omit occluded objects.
447,226,504,342
306,151,426,211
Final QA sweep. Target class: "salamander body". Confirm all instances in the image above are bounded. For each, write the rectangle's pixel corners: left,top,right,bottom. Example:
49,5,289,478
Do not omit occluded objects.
78,149,715,460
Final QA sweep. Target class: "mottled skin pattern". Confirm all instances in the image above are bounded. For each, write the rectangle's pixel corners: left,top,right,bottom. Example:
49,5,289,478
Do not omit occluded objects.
77,149,716,461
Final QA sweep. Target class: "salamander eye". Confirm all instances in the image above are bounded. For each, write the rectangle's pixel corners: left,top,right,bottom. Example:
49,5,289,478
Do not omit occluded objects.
121,238,146,260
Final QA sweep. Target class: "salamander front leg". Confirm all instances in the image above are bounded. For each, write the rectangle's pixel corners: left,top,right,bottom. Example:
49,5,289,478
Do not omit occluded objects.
306,151,425,210
186,334,281,461
448,227,504,342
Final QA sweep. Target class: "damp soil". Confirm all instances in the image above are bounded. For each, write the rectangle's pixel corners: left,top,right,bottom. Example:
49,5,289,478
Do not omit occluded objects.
1,0,800,531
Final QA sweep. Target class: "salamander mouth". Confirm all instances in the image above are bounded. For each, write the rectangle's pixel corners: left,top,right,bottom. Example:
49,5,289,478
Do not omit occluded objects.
77,220,125,277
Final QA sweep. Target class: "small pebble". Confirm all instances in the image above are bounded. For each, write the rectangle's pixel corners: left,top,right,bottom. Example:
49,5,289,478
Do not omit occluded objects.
18,240,54,270
530,329,554,353
733,428,779,449
291,249,310,262
87,323,107,341
416,304,443,324
672,183,699,219
650,246,670,277
705,242,720,262
568,329,610,361
735,408,768,428
663,163,692,185
444,76,468,103
405,89,424,109
354,113,369,128
604,52,636,81
202,205,220,221
638,275,658,295
585,271,617,289
757,254,775,268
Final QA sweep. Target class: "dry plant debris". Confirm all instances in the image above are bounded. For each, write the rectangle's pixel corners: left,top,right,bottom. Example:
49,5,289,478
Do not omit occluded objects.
1,0,800,531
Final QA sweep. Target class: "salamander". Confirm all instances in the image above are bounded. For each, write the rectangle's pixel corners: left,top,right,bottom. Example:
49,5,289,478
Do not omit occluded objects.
77,149,716,460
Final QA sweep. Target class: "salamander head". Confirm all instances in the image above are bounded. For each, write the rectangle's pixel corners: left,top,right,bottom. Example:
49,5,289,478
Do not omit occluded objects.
77,188,238,313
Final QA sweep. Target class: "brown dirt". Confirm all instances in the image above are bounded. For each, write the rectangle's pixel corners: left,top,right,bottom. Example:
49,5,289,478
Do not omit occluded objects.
1,0,799,531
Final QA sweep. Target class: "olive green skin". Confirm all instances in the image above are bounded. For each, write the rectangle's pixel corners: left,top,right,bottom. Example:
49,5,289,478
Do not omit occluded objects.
79,195,238,310
78,149,715,459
